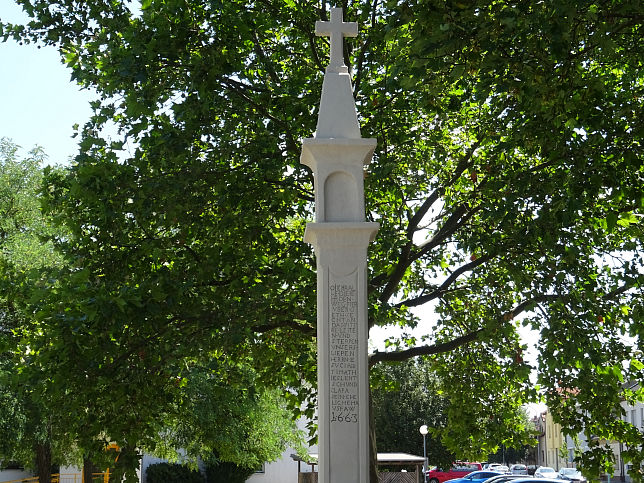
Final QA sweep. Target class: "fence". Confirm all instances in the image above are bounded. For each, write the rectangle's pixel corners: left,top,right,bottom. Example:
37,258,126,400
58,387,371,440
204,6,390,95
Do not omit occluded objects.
298,471,419,483
380,472,419,483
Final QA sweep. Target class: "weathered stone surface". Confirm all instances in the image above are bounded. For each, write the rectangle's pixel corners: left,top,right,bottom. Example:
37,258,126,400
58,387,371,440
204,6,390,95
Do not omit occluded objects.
302,8,378,483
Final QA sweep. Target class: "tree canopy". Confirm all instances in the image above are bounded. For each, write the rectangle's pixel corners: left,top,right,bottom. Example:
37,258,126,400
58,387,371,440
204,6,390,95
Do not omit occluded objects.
0,138,73,481
371,359,536,467
371,359,452,466
1,0,643,480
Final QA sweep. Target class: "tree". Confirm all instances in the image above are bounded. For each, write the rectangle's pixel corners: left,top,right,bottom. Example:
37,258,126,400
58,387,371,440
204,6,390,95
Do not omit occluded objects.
147,358,305,472
486,409,536,464
2,1,643,481
0,135,305,480
372,360,535,467
0,138,72,482
371,359,453,467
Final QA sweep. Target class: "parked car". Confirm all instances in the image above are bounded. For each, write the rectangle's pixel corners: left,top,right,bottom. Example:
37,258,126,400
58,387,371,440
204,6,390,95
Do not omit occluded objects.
510,464,528,475
486,475,533,483
447,471,505,483
558,467,586,483
494,466,510,474
534,467,558,479
527,465,538,475
426,462,484,483
510,479,565,483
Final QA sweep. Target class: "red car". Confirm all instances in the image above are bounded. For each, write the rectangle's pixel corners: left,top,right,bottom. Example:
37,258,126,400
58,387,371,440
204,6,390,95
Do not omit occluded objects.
426,463,484,483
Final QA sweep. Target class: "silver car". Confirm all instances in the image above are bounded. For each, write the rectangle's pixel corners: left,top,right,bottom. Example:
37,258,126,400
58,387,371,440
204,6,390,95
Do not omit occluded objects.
534,467,558,479
558,468,586,483
510,465,528,476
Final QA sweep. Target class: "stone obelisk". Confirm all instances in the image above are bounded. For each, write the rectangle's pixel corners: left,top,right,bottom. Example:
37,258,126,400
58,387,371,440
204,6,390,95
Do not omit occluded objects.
302,8,378,483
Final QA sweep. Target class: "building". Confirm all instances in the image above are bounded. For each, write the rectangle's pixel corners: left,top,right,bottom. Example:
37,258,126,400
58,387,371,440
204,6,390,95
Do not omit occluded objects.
534,411,547,468
543,410,567,470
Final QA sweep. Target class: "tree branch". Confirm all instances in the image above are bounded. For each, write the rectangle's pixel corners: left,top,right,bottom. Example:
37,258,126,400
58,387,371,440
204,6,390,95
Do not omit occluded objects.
370,143,482,298
369,328,483,365
353,0,378,99
396,254,493,308
369,293,560,366
412,204,476,261
406,141,480,239
251,320,316,336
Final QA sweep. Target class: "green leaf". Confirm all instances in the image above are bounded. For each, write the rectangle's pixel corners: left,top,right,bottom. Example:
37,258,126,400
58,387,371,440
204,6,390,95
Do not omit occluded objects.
605,212,618,232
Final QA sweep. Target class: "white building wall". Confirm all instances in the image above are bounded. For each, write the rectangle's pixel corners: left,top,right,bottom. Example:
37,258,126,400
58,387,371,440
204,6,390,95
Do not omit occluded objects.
246,447,301,483
0,469,33,482
139,445,312,483
246,416,318,483
620,398,644,479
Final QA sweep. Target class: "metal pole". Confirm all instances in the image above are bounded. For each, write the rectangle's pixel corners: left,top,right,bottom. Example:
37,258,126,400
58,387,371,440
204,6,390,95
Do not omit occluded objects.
423,433,427,483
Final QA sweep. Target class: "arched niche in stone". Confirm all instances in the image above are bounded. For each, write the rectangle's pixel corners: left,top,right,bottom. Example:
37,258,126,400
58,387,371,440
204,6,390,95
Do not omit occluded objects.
324,171,360,222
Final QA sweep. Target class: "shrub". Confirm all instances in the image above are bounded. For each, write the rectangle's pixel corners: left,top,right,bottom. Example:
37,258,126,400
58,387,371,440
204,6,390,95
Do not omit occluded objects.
205,460,255,483
145,462,204,483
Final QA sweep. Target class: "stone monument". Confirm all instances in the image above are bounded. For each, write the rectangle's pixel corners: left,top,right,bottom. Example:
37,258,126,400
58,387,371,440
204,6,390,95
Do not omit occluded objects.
302,7,379,483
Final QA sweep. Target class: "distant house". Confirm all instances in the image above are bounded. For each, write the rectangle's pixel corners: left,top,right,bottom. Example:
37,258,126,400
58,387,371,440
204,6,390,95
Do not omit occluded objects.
617,386,644,480
544,410,567,471
533,411,546,467
538,382,644,482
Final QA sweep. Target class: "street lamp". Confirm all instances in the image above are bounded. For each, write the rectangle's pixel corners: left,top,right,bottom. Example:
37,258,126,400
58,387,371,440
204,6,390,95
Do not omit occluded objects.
420,425,428,483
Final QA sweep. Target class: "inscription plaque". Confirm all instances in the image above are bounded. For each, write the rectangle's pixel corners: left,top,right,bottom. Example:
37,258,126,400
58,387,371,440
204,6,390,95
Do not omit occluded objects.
329,276,359,424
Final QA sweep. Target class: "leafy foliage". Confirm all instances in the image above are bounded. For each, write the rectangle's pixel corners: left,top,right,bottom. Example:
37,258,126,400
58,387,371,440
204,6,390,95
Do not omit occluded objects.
372,359,536,466
149,360,305,469
145,462,204,483
371,359,453,466
1,0,643,480
0,138,74,479
205,459,256,483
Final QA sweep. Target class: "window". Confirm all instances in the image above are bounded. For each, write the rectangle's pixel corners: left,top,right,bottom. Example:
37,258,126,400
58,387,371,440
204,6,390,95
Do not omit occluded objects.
632,409,637,427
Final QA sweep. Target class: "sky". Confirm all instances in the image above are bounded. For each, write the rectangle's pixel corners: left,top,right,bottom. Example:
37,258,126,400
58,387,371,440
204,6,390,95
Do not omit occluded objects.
0,2,94,165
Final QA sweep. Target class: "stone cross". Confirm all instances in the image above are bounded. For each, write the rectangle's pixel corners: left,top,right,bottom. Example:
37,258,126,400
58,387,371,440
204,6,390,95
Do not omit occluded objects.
315,7,358,72
303,8,378,483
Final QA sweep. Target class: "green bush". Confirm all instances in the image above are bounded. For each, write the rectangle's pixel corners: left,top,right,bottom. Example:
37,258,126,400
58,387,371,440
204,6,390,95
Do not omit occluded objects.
145,462,204,483
205,460,255,483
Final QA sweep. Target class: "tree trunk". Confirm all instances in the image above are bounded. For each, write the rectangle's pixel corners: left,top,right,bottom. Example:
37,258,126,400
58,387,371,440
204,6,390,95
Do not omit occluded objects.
369,386,380,483
35,442,51,483
83,457,98,483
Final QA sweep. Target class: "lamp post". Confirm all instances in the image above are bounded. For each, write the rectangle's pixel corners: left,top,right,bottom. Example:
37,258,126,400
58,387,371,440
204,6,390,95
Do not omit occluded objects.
420,425,428,483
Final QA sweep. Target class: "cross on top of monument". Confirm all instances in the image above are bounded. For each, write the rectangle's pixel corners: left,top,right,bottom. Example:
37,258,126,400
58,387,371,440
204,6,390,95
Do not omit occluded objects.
315,7,358,72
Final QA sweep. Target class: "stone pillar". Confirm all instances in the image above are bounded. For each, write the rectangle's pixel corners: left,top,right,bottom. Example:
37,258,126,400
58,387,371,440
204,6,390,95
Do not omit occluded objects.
302,8,378,483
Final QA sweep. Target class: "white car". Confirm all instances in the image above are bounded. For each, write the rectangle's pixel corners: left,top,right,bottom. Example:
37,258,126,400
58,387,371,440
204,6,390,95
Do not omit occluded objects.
534,466,558,479
486,463,509,473
558,467,587,483
509,464,528,475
